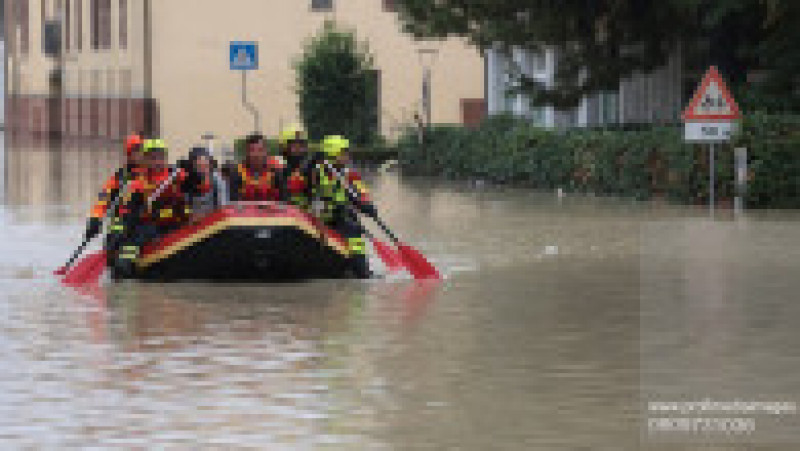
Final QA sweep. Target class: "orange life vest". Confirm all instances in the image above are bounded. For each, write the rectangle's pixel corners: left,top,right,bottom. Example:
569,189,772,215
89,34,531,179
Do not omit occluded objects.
129,168,190,227
237,163,281,202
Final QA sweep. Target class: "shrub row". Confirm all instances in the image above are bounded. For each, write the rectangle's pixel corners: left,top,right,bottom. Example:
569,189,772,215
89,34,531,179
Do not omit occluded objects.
392,113,800,208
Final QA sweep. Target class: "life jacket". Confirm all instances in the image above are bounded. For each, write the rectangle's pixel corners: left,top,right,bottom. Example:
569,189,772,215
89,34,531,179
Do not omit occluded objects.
236,163,281,202
286,167,312,210
128,168,190,227
344,167,371,204
90,166,137,219
315,164,349,223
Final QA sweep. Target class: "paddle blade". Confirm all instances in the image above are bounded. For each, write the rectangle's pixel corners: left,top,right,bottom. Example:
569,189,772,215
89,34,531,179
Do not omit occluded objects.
81,254,109,286
62,251,107,287
371,238,403,273
396,243,441,280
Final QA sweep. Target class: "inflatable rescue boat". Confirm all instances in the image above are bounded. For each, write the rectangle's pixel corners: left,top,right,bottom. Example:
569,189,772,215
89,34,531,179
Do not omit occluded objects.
130,203,355,281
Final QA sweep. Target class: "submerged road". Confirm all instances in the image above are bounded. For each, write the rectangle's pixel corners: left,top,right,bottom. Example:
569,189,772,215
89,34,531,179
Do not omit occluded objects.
2,139,800,448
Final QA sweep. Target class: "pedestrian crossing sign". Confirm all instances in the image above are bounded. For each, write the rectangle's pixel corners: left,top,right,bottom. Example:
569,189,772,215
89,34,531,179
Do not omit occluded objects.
230,41,258,71
682,66,741,121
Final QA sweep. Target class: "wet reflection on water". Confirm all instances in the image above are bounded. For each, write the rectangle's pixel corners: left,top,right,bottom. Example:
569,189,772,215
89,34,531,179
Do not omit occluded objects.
2,138,800,448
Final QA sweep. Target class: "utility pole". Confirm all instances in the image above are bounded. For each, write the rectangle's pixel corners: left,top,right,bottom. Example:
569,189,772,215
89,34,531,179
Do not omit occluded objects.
417,48,439,127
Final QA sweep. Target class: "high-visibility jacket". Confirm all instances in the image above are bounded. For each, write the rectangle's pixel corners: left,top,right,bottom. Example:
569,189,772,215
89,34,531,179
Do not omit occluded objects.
315,164,372,256
92,166,148,238
89,166,139,219
316,165,347,223
316,165,371,215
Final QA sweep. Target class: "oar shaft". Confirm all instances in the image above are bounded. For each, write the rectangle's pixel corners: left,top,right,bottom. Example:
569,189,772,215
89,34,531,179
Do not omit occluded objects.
371,215,400,244
147,167,182,206
324,162,399,243
60,240,89,271
58,175,131,273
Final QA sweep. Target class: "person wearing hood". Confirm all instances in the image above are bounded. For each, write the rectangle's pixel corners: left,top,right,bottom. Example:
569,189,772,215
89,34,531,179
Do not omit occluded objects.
180,146,229,218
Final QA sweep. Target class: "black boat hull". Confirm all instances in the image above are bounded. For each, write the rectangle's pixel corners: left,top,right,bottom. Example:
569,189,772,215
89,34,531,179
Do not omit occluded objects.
130,204,355,281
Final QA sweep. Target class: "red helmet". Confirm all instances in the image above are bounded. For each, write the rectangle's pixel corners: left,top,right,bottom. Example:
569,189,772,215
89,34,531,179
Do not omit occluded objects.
125,134,143,157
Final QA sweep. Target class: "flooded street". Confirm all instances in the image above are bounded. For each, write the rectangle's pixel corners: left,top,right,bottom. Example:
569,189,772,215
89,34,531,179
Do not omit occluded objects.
2,138,800,449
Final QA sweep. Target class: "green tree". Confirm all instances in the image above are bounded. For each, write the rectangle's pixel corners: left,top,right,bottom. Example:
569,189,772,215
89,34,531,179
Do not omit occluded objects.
393,0,800,111
295,21,379,146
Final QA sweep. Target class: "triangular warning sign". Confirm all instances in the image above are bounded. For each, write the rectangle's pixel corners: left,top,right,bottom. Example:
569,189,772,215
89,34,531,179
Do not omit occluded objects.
682,66,741,121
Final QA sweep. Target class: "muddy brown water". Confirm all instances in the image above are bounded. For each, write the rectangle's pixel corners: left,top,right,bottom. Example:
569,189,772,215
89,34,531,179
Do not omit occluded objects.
2,138,800,449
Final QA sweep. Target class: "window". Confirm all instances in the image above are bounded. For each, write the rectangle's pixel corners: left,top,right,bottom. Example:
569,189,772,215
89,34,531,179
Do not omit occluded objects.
530,107,546,126
91,0,111,50
502,56,516,113
15,0,30,55
531,50,546,74
311,0,333,12
76,0,83,50
65,0,71,51
41,0,46,44
43,20,63,56
119,0,127,49
599,91,619,125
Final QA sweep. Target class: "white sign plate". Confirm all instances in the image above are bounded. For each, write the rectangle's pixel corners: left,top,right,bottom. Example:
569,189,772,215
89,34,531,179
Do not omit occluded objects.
684,121,737,143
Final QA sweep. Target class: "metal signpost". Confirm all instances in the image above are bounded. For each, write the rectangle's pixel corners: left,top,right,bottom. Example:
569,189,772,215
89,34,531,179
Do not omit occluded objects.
682,66,742,215
734,147,748,215
230,41,261,132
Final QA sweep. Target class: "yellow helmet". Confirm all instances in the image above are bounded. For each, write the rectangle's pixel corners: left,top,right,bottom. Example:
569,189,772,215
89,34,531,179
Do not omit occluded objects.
322,135,350,158
142,139,168,154
279,124,308,147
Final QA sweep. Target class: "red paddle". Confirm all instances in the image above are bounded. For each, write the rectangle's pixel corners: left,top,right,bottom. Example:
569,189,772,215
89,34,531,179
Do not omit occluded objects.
61,251,107,287
369,235,404,273
364,211,440,280
395,243,440,280
324,161,441,280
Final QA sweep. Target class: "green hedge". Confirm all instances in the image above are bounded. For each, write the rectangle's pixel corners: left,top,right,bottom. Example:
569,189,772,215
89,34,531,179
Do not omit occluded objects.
393,114,800,208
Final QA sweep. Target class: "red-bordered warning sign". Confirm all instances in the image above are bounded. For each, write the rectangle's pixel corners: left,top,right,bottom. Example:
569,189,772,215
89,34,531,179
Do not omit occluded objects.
682,66,741,121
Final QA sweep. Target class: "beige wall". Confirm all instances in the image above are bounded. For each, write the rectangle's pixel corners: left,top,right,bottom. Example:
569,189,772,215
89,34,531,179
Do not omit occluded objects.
150,0,484,152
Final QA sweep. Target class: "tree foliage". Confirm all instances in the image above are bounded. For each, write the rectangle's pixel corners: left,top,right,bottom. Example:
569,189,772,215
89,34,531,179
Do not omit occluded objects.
394,0,800,111
295,21,379,146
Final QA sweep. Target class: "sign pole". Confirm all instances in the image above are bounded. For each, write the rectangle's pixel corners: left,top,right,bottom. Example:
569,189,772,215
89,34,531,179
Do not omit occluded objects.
230,41,261,133
734,147,747,216
681,66,742,218
709,143,715,215
242,71,261,133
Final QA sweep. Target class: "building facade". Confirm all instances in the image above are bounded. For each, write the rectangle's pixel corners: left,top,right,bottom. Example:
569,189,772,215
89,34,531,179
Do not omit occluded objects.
5,0,155,142
486,46,683,128
5,0,485,151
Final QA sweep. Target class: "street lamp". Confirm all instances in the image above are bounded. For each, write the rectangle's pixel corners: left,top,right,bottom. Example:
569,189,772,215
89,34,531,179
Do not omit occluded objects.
417,47,439,128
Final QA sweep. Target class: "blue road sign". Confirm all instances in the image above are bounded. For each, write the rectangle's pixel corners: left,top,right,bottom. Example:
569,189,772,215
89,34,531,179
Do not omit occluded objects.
230,41,258,70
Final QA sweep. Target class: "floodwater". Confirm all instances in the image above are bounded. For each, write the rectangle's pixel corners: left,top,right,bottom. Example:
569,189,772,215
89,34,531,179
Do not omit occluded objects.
2,136,800,449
